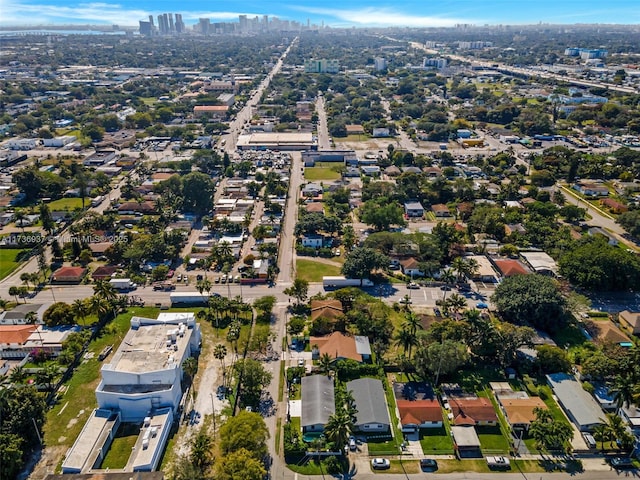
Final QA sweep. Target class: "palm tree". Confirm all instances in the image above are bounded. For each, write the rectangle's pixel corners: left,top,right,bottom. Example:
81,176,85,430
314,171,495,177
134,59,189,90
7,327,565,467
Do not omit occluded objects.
182,357,198,384
71,298,89,326
13,209,26,233
9,365,27,384
89,295,109,321
394,327,418,359
93,281,117,304
0,297,7,311
214,343,227,386
609,374,635,409
25,311,44,346
20,272,32,290
36,364,59,393
8,286,19,304
592,424,611,452
403,311,423,336
601,412,635,452
447,293,467,316
440,268,456,303
451,256,468,283
318,352,333,376
324,409,353,451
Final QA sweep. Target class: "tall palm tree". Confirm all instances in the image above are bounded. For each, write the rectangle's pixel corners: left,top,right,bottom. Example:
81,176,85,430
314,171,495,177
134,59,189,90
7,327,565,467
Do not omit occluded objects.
182,357,198,384
9,365,27,384
447,293,467,316
324,409,353,451
394,327,418,359
592,424,611,452
214,343,228,386
93,280,117,304
403,311,423,336
8,286,19,305
318,352,333,376
440,268,456,303
609,373,635,409
71,298,89,326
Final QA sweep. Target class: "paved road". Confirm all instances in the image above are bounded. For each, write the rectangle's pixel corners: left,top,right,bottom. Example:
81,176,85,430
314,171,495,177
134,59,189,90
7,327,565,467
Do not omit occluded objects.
315,94,330,150
277,151,303,285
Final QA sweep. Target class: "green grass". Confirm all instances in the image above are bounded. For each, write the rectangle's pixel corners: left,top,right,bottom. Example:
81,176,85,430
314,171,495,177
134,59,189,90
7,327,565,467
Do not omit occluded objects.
0,248,28,280
304,167,341,181
537,386,571,426
295,259,341,282
334,134,371,142
435,459,547,473
100,423,140,469
367,437,398,454
47,197,85,211
140,97,158,105
477,425,510,453
373,459,420,474
275,417,282,455
278,360,285,402
287,458,325,475
419,427,454,454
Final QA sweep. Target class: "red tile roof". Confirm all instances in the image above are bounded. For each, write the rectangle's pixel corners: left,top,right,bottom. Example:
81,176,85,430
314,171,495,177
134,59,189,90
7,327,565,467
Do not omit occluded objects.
52,266,87,280
0,325,37,345
310,332,360,362
397,399,443,425
493,259,529,277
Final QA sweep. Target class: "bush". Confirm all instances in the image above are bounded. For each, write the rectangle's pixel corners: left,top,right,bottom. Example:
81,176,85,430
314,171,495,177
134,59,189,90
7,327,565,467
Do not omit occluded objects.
323,456,343,475
283,422,305,457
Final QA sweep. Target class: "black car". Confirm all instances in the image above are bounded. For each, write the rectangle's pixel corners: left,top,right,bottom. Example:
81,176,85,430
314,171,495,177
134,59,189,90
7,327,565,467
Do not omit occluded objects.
420,459,438,470
610,457,634,468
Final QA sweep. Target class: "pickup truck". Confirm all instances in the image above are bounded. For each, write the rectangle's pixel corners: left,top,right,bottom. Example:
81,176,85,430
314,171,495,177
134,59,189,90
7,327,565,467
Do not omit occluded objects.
486,456,511,470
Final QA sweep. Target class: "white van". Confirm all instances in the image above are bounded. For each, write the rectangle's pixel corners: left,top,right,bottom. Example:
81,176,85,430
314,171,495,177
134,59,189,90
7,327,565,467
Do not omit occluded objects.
583,432,597,449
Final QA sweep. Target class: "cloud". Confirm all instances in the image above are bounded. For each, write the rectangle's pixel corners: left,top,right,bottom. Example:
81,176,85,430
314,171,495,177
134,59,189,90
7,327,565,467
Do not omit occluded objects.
290,6,471,27
0,0,148,25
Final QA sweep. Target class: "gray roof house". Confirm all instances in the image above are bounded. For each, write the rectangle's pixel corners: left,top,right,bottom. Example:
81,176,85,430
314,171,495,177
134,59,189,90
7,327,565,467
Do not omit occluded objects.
546,373,603,431
301,375,335,433
346,378,390,433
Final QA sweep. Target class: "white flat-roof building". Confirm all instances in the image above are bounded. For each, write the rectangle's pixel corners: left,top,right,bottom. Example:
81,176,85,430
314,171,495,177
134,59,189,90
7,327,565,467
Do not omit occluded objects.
95,313,200,422
236,132,316,151
520,251,558,277
467,255,498,283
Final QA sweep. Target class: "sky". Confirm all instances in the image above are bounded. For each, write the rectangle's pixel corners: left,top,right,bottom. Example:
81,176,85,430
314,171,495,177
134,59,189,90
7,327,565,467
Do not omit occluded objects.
1,0,640,28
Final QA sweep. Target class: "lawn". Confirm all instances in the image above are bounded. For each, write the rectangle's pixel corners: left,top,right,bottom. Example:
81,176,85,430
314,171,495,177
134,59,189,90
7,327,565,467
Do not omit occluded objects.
419,427,454,454
334,134,371,142
100,423,140,469
47,197,85,211
304,167,341,181
367,437,398,455
435,459,546,474
140,97,158,106
0,248,28,280
476,425,510,453
372,459,420,474
296,259,341,282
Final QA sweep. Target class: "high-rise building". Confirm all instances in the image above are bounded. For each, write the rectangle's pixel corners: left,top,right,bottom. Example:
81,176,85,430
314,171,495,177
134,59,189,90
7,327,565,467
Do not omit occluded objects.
374,57,387,71
168,13,175,34
239,15,248,32
139,20,152,36
175,14,185,34
198,18,210,35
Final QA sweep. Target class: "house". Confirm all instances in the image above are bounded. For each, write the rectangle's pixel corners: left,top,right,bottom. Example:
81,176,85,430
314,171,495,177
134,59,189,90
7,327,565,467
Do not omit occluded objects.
588,227,618,245
619,404,640,433
619,310,640,335
372,127,390,137
500,398,547,431
451,426,482,457
88,242,113,257
310,300,344,324
600,198,628,214
92,265,118,281
493,259,530,278
310,332,371,363
1,324,79,359
546,373,603,431
397,399,443,432
466,255,498,283
361,166,381,176
450,397,498,426
301,183,323,197
83,150,117,167
301,375,335,433
51,266,87,284
346,378,390,433
95,313,201,422
573,182,609,197
193,105,229,118
301,234,325,248
0,325,37,358
591,320,632,346
118,201,156,215
504,223,526,236
305,202,324,214
399,257,424,278
432,204,451,217
404,201,424,218
520,251,558,277
0,303,47,325
384,165,401,177
423,166,442,178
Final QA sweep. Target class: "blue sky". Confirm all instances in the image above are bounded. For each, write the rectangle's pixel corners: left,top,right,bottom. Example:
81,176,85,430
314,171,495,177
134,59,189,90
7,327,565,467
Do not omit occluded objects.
1,0,640,27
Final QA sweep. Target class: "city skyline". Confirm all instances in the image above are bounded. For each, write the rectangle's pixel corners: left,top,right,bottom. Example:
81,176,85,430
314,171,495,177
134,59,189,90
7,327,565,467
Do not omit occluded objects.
1,0,640,28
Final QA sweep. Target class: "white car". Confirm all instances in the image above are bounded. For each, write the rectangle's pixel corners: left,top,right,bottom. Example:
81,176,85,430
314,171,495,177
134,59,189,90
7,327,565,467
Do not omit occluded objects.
371,458,390,470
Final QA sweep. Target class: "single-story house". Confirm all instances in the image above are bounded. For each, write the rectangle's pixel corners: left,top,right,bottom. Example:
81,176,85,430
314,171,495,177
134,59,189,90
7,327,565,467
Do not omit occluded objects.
51,266,87,284
619,310,640,335
423,166,442,178
451,426,482,457
500,397,547,431
504,223,526,236
117,201,156,215
361,166,381,176
600,198,628,213
384,165,401,177
310,300,344,324
520,251,558,277
466,255,498,283
450,397,498,426
619,404,640,433
0,303,47,325
399,257,424,278
397,399,443,432
301,375,335,433
573,182,609,197
301,234,325,248
88,242,113,257
432,204,451,217
310,332,371,363
404,201,424,218
0,325,37,358
546,373,604,431
591,320,632,346
92,265,118,281
305,202,325,214
493,259,530,278
301,183,323,197
346,378,390,433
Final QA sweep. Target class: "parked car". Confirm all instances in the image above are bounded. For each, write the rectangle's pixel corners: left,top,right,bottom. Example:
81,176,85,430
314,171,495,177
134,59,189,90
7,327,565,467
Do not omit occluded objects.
476,302,489,309
177,274,182,281
215,276,221,283
407,282,420,289
420,459,438,470
610,457,633,468
371,458,390,470
349,437,357,451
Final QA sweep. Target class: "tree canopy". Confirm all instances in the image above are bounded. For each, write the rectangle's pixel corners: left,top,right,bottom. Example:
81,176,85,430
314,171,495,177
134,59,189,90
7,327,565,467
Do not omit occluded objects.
341,247,389,280
492,274,568,332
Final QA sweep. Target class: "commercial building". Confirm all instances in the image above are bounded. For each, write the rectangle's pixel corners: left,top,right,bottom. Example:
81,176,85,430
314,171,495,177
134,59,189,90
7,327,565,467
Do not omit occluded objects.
95,313,201,422
236,132,316,151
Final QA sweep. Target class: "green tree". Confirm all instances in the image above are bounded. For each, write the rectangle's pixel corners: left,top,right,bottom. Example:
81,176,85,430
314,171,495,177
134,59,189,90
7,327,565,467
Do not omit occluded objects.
233,359,272,407
39,202,55,235
215,448,267,480
341,247,389,282
534,345,572,374
324,409,353,451
359,200,406,231
182,172,215,216
283,278,309,305
190,430,213,473
318,352,333,376
492,274,567,332
415,339,469,384
182,357,198,384
219,410,270,460
42,302,75,326
529,407,573,452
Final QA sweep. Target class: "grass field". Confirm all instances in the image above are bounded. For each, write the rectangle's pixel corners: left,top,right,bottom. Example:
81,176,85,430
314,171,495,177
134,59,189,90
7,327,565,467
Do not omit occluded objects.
334,134,370,142
296,259,341,282
372,459,420,474
47,197,85,211
435,459,546,474
140,97,158,106
0,248,28,280
100,423,140,469
477,425,510,453
304,167,341,181
419,427,454,454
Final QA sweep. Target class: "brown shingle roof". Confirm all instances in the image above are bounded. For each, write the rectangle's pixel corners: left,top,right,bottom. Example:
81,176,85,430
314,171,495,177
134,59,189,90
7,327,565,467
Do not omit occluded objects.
450,397,497,425
501,397,547,426
305,202,324,213
310,332,360,362
310,300,343,322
